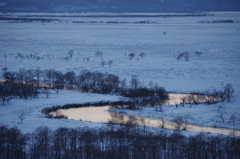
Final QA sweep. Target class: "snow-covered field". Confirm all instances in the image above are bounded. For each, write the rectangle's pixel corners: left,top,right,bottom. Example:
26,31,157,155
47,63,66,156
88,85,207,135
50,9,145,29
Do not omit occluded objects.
0,12,239,135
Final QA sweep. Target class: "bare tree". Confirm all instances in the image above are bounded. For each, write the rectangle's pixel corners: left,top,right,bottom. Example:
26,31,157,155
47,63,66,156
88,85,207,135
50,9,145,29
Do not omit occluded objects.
44,88,50,98
128,53,135,59
4,71,16,81
2,67,8,80
95,51,103,58
100,61,107,67
108,60,113,67
217,104,224,111
217,112,225,123
139,52,145,59
195,51,202,56
159,117,166,128
172,116,183,130
6,97,12,105
1,66,8,73
130,75,140,89
26,69,34,82
3,126,27,158
186,95,195,108
53,71,65,93
99,51,103,58
120,78,127,89
175,102,180,108
68,49,74,58
180,97,187,107
228,114,236,126
65,71,76,84
148,80,154,89
176,52,190,61
18,112,25,124
16,68,27,81
172,116,189,130
34,67,42,84
30,126,52,159
155,102,164,112
223,83,234,102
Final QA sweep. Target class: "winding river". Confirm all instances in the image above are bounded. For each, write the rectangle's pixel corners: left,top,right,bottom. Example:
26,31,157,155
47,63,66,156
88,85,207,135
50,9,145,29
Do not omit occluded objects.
51,94,240,136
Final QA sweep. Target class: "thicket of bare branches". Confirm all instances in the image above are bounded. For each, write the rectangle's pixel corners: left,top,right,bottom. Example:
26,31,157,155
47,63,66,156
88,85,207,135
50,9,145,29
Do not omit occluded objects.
177,51,203,61
176,52,190,61
0,83,45,105
172,116,189,130
0,125,239,159
178,83,235,108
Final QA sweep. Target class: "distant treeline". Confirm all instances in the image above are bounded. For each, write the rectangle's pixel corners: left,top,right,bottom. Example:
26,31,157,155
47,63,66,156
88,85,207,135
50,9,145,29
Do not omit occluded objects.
0,124,239,159
0,17,58,22
198,20,238,23
72,20,158,24
4,19,159,24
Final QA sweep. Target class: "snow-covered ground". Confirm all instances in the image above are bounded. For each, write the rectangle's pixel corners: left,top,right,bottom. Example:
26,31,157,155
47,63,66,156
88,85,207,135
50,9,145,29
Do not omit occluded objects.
0,12,239,135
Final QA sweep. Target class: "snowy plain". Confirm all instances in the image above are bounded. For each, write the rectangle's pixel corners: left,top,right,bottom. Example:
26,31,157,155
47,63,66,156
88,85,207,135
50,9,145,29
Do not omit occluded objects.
0,12,239,135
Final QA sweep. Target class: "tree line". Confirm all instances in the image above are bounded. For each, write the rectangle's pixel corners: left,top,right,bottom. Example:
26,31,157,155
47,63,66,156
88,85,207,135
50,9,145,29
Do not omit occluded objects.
0,124,239,159
1,67,168,99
